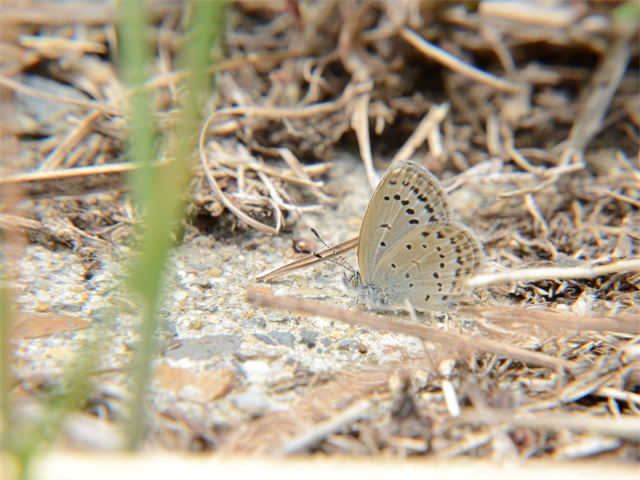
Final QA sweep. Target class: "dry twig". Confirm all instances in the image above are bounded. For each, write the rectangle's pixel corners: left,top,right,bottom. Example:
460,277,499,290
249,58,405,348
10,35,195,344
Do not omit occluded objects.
247,291,576,371
467,259,640,288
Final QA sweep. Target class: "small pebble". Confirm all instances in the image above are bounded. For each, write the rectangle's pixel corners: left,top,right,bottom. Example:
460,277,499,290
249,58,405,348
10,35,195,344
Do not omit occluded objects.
241,360,271,375
209,267,223,277
269,331,295,348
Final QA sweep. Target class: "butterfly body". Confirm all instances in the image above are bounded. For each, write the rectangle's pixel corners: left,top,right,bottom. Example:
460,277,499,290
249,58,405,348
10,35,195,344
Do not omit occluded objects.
348,160,484,311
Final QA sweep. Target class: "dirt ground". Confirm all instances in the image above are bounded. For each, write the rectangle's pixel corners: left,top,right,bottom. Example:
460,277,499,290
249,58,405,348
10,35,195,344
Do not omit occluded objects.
12,154,490,451
2,0,639,473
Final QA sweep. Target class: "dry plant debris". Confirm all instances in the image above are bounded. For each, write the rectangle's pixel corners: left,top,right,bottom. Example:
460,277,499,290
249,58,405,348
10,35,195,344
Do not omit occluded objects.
1,0,639,462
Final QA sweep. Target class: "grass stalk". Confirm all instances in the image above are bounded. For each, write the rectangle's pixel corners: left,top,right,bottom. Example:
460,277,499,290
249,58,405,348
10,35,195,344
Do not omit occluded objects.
121,1,224,450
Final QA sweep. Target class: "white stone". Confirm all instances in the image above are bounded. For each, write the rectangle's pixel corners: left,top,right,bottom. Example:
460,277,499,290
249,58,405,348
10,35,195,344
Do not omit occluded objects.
242,360,271,375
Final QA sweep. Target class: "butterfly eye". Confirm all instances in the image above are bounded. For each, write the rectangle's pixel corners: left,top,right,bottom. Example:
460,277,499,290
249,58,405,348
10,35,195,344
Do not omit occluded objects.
351,277,360,289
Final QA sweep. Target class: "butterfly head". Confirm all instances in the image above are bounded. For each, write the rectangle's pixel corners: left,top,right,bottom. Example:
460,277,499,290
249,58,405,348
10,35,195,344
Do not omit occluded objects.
343,271,361,291
343,271,390,310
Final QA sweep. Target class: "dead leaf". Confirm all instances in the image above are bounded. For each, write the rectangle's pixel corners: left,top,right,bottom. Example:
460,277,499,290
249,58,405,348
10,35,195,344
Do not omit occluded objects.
157,363,234,403
12,311,91,339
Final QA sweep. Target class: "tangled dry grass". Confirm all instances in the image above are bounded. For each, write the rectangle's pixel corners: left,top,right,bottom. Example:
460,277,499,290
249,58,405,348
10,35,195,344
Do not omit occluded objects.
1,0,639,462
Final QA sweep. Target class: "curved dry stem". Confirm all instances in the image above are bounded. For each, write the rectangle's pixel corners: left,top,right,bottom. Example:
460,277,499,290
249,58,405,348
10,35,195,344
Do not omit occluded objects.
198,113,278,234
351,89,378,189
277,148,339,205
393,102,450,163
399,27,526,94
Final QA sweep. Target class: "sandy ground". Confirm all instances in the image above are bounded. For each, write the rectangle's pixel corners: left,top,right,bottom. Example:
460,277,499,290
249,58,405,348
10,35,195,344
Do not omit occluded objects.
12,153,493,451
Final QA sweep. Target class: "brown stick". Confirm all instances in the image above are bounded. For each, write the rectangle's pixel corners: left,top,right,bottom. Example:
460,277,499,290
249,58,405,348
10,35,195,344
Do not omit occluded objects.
351,88,378,189
255,236,359,281
562,35,632,157
466,259,640,288
458,306,640,334
0,74,124,116
399,27,526,94
246,291,576,371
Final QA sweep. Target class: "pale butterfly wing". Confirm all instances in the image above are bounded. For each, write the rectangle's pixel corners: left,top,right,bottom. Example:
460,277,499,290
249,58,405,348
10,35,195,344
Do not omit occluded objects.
366,220,484,309
356,159,483,310
358,160,452,285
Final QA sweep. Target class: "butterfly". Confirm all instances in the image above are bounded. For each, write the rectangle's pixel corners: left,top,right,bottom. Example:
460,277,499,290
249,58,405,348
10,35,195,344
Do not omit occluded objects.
343,159,484,311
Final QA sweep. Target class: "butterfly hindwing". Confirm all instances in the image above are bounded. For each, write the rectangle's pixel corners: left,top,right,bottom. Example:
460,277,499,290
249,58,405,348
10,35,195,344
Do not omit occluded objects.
368,220,484,309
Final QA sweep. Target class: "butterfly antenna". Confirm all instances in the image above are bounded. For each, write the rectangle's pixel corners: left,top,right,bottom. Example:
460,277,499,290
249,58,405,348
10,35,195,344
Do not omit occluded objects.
310,228,358,275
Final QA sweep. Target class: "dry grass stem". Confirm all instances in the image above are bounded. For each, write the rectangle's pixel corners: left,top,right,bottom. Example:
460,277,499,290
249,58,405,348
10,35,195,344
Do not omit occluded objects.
458,306,639,335
0,161,143,184
247,291,576,371
399,27,526,94
459,410,640,442
563,35,632,156
467,259,640,288
478,1,581,28
604,189,640,209
255,236,359,282
277,398,374,455
351,88,378,189
38,110,103,172
0,74,124,116
19,35,108,55
393,103,450,163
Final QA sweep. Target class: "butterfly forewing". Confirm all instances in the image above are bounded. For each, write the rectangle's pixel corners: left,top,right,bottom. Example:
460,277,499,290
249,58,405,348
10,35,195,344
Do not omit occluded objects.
369,221,484,309
358,160,452,285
